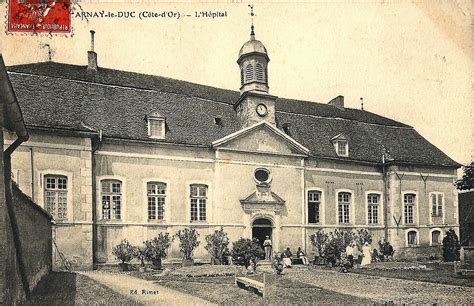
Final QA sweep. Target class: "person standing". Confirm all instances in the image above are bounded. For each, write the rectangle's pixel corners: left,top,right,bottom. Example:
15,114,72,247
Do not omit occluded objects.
345,242,354,267
263,235,272,260
361,242,372,266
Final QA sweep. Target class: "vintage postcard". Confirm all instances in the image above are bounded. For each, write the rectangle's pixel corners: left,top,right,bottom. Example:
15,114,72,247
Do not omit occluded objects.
0,1,472,305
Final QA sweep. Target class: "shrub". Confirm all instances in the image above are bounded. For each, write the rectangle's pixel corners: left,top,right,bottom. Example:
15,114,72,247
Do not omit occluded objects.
311,229,373,266
176,227,200,260
205,227,230,265
310,229,329,258
143,232,174,269
112,239,138,264
231,238,264,268
442,228,461,262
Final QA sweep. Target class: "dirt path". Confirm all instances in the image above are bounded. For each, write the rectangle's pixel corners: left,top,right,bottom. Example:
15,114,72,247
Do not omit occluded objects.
283,268,474,304
79,271,215,305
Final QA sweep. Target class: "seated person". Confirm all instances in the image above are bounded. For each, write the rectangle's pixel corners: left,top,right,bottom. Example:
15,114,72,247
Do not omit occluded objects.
296,247,309,265
282,248,293,268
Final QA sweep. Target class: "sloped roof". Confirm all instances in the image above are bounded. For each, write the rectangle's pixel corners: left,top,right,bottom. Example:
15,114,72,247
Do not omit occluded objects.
6,62,459,168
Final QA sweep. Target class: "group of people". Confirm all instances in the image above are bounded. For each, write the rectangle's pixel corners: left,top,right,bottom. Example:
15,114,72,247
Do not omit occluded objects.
340,241,395,271
264,235,309,267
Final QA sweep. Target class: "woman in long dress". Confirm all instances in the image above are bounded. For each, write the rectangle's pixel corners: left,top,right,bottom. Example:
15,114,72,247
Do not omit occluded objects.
361,242,372,266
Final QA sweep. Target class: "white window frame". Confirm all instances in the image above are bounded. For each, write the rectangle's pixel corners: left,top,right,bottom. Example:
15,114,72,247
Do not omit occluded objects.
143,178,170,223
334,140,348,157
429,227,443,246
336,189,354,225
306,188,323,224
406,228,419,247
38,170,73,222
429,192,445,224
147,116,166,139
189,183,208,222
97,176,126,222
146,182,167,221
365,191,383,226
402,191,419,225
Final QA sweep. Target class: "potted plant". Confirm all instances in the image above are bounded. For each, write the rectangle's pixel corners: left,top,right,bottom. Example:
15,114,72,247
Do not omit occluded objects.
176,227,200,266
112,239,138,271
142,233,174,270
205,227,229,265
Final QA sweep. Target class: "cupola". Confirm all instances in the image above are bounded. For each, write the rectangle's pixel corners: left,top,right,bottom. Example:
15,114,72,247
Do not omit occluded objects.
237,25,270,95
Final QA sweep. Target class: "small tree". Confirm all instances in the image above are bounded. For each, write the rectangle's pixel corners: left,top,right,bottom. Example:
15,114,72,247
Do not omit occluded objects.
143,232,174,269
310,229,329,259
354,229,373,251
176,227,200,265
454,162,474,191
442,228,461,262
112,239,138,270
231,238,264,268
205,227,230,265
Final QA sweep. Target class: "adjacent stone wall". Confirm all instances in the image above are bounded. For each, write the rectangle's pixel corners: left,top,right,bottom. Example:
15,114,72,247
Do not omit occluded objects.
0,182,52,305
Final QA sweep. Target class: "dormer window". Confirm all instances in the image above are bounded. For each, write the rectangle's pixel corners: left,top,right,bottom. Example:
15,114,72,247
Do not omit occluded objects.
147,112,165,139
331,133,349,157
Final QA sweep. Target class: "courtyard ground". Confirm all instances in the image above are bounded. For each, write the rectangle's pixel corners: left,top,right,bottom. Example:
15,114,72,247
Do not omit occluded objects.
23,272,142,305
352,261,474,287
24,262,474,305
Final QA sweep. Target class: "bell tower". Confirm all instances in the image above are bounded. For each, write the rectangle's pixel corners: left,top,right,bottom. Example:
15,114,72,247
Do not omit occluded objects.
235,5,278,128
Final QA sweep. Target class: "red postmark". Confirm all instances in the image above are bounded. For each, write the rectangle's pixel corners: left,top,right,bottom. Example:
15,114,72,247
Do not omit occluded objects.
7,0,71,33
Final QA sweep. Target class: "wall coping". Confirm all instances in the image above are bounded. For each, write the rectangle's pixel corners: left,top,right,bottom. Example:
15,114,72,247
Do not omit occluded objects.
12,182,53,220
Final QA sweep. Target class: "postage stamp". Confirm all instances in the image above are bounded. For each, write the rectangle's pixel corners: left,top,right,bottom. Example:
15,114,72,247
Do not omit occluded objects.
7,0,71,34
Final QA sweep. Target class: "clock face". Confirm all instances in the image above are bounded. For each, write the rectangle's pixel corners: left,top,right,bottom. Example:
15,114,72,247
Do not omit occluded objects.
256,104,268,117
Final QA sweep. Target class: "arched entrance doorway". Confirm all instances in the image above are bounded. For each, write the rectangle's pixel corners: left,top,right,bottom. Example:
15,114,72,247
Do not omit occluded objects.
252,218,273,258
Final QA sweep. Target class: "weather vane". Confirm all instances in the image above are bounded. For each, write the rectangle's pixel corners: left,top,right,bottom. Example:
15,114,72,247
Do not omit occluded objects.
248,4,256,38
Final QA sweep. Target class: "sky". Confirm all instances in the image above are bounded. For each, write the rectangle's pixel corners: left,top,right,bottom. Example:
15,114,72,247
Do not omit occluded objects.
0,1,472,169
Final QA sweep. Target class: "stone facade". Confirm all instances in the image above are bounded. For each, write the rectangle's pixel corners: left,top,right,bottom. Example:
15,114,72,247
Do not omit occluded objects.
7,124,459,267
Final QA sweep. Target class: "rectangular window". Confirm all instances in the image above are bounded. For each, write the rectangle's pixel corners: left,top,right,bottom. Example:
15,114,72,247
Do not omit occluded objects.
367,194,380,224
101,180,122,220
432,230,441,245
431,194,443,217
44,175,68,220
148,118,165,139
404,193,415,224
338,192,351,224
308,191,321,224
190,184,207,221
407,231,417,246
147,182,166,220
337,141,347,156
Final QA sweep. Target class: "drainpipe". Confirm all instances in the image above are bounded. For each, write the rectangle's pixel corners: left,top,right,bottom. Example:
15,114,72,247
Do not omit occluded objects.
4,136,30,299
29,147,34,201
382,156,389,241
91,130,102,270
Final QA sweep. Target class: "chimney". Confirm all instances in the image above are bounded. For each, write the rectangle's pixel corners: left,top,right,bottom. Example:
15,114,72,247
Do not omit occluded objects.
87,30,98,71
328,95,344,109
360,97,364,110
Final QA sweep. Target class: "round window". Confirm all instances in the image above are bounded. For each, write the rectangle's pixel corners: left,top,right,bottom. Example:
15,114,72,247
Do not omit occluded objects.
254,168,271,184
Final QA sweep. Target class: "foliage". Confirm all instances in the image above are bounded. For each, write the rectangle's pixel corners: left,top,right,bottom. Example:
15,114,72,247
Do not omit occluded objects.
204,227,230,265
231,238,264,268
310,229,329,257
455,162,474,190
142,232,174,266
176,227,201,260
354,229,373,249
442,228,461,262
112,239,138,263
310,229,373,266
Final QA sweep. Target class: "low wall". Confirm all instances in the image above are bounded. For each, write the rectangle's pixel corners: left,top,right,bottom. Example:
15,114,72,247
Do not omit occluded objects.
0,183,52,305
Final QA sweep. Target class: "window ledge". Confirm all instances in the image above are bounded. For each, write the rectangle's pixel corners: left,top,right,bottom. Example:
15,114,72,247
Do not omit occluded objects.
147,219,166,223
